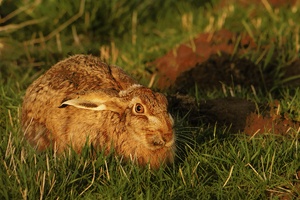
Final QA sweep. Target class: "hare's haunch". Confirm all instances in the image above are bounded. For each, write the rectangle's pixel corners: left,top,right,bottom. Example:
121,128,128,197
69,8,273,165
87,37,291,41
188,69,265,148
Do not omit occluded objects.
21,55,175,169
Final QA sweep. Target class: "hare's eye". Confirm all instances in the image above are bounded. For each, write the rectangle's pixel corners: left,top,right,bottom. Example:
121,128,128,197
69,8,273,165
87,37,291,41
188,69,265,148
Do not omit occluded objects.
134,103,144,114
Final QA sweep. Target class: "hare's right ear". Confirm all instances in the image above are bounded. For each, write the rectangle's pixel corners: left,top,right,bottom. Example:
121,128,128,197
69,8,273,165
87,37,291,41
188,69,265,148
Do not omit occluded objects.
59,91,128,114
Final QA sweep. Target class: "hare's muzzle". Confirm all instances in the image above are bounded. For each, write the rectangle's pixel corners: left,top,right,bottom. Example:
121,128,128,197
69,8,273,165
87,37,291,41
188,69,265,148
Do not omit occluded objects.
146,131,175,150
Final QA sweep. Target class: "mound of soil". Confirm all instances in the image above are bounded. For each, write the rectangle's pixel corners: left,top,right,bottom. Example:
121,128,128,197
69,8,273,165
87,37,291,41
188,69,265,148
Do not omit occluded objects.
174,53,271,93
244,100,300,136
172,54,300,94
168,95,256,133
152,29,300,92
152,29,256,89
169,94,300,137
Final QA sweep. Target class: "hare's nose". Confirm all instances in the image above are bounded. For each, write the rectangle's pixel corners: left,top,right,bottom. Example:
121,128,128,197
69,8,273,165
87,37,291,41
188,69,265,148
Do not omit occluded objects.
152,136,165,146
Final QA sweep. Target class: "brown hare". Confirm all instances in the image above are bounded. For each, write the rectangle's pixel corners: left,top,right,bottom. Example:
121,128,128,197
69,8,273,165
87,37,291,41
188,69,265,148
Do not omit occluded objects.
21,54,176,169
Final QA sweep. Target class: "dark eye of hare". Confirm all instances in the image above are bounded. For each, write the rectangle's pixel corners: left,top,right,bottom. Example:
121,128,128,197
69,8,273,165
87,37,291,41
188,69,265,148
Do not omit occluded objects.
135,103,144,114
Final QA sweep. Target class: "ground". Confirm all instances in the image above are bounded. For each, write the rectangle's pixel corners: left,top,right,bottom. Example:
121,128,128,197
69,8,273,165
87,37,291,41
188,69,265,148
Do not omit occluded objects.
151,0,300,137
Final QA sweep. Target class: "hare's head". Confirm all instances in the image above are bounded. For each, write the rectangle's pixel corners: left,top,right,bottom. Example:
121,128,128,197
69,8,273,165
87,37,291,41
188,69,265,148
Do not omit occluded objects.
60,84,175,167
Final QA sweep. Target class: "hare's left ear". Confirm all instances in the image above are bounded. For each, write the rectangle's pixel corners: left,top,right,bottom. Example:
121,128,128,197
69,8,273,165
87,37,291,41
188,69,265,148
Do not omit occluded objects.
59,90,128,114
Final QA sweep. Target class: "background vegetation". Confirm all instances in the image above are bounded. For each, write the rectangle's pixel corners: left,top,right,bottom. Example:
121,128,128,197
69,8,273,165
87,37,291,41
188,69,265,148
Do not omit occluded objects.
0,0,299,199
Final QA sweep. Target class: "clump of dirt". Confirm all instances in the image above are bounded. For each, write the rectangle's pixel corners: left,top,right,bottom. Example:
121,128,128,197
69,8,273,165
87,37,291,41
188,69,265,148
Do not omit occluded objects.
151,29,256,89
198,97,257,133
168,95,257,132
173,53,273,93
244,100,300,136
152,31,300,93
169,95,300,136
172,54,300,93
245,112,300,136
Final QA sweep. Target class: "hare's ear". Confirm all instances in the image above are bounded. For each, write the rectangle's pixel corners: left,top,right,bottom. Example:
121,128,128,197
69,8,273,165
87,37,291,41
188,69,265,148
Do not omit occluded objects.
59,91,127,114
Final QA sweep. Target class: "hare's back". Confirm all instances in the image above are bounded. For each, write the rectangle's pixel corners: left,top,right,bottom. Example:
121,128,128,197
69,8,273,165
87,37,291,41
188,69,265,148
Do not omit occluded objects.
43,55,125,92
23,54,138,115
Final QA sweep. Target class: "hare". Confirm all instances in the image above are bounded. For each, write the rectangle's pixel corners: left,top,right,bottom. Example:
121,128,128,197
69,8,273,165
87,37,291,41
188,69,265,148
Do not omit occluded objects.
21,54,175,169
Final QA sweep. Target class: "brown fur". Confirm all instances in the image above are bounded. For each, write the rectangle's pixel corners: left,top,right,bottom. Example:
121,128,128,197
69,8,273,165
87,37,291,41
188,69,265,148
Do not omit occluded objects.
22,54,175,169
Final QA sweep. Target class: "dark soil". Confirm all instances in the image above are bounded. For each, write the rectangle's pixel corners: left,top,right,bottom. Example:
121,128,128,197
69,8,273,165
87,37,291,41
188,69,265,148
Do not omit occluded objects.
168,95,257,133
173,54,300,93
165,54,300,134
173,53,272,93
152,29,257,89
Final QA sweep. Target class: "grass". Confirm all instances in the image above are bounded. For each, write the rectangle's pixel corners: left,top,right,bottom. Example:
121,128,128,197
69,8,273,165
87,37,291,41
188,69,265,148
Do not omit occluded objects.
1,0,300,199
